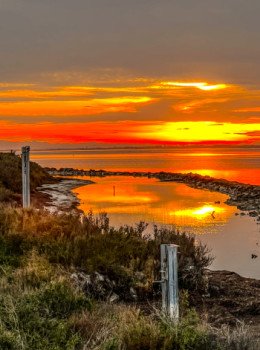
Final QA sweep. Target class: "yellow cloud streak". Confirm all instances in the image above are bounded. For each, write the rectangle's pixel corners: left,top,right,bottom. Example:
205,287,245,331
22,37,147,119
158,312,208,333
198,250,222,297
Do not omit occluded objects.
133,121,260,143
159,82,227,91
198,84,227,91
174,98,229,112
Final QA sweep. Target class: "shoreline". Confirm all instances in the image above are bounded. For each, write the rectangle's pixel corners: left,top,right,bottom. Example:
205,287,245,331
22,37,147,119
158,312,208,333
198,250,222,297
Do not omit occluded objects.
45,167,260,217
35,177,94,214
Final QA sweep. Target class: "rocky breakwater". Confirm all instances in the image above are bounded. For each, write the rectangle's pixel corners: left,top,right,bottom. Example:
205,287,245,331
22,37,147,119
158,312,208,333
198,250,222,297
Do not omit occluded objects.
157,172,260,216
45,167,260,216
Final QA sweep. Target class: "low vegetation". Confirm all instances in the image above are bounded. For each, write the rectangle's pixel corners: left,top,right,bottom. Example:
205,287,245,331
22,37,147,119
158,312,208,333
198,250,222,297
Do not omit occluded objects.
0,206,258,349
0,154,258,349
0,206,213,294
0,152,53,200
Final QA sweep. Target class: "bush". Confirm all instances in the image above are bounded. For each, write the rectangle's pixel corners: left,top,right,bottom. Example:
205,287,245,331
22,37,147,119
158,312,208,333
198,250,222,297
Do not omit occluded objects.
0,207,213,294
0,152,54,196
0,281,92,350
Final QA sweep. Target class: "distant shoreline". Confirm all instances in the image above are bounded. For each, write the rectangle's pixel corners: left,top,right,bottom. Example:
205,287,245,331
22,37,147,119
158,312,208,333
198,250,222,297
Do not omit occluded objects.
1,145,260,152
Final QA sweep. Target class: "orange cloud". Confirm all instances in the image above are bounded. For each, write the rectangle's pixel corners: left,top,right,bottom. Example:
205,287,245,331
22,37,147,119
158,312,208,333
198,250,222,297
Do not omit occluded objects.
0,89,94,99
0,96,156,117
234,107,260,112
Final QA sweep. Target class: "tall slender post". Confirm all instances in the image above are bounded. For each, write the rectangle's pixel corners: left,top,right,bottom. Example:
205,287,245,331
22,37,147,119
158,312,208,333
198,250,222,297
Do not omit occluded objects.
22,146,30,208
160,244,179,321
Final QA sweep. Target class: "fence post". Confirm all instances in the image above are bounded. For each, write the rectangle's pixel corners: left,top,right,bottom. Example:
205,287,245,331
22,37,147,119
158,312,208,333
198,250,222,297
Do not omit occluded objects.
160,244,179,321
22,146,30,208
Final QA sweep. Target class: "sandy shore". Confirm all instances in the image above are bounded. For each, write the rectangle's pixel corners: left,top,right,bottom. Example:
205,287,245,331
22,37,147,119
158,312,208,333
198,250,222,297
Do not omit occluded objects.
35,177,94,214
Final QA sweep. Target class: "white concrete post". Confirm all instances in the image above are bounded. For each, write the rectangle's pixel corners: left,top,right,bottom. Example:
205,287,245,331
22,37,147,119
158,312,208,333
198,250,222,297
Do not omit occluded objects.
160,244,179,321
22,146,30,208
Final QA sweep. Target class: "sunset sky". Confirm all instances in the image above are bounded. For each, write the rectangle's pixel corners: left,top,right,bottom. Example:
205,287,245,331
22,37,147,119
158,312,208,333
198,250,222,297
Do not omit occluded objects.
1,0,260,149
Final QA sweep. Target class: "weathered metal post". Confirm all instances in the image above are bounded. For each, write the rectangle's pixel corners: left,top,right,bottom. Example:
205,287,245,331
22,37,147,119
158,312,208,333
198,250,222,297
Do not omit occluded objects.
160,244,179,321
22,146,30,208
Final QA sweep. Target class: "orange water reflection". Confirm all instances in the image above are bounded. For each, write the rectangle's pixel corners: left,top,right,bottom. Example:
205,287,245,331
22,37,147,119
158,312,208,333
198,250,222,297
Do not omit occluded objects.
74,176,236,234
72,175,260,279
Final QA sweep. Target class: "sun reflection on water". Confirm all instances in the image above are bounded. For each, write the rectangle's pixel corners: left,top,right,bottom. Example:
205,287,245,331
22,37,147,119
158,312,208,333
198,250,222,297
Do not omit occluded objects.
74,176,235,234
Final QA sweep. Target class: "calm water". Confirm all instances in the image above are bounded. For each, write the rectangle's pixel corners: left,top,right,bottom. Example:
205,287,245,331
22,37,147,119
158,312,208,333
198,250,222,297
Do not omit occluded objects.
31,147,260,185
31,148,260,279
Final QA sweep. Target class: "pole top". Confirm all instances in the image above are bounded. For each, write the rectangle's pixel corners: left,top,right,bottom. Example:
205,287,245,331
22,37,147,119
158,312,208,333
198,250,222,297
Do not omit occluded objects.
161,243,179,248
22,146,30,153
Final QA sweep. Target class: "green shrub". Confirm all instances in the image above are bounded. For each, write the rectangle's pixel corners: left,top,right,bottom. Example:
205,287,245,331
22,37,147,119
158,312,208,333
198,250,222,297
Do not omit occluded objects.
0,282,92,350
0,234,25,268
0,152,54,196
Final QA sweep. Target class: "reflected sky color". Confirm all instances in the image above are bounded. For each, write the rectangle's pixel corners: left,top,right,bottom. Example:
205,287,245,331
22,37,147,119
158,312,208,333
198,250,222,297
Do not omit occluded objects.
74,176,236,233
31,148,260,185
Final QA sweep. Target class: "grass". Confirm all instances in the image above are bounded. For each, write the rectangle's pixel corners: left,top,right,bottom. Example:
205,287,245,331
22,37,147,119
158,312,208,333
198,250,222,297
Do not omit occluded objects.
0,249,92,350
0,152,53,198
72,303,259,350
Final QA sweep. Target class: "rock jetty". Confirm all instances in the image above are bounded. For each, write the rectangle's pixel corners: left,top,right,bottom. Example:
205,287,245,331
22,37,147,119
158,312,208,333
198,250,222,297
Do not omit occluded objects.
45,167,260,216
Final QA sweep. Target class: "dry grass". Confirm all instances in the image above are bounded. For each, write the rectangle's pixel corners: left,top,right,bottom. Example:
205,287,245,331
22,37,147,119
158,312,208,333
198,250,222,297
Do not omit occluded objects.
212,322,260,350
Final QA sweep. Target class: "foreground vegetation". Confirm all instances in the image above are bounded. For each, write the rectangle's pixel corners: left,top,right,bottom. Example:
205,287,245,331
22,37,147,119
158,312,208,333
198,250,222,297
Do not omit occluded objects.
0,206,258,349
0,152,258,349
0,152,53,202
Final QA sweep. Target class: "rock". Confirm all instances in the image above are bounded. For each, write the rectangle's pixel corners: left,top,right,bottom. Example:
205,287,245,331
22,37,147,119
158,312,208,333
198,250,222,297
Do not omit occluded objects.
71,271,114,300
109,293,120,304
249,211,258,217
70,271,138,302
130,287,138,301
70,271,91,289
